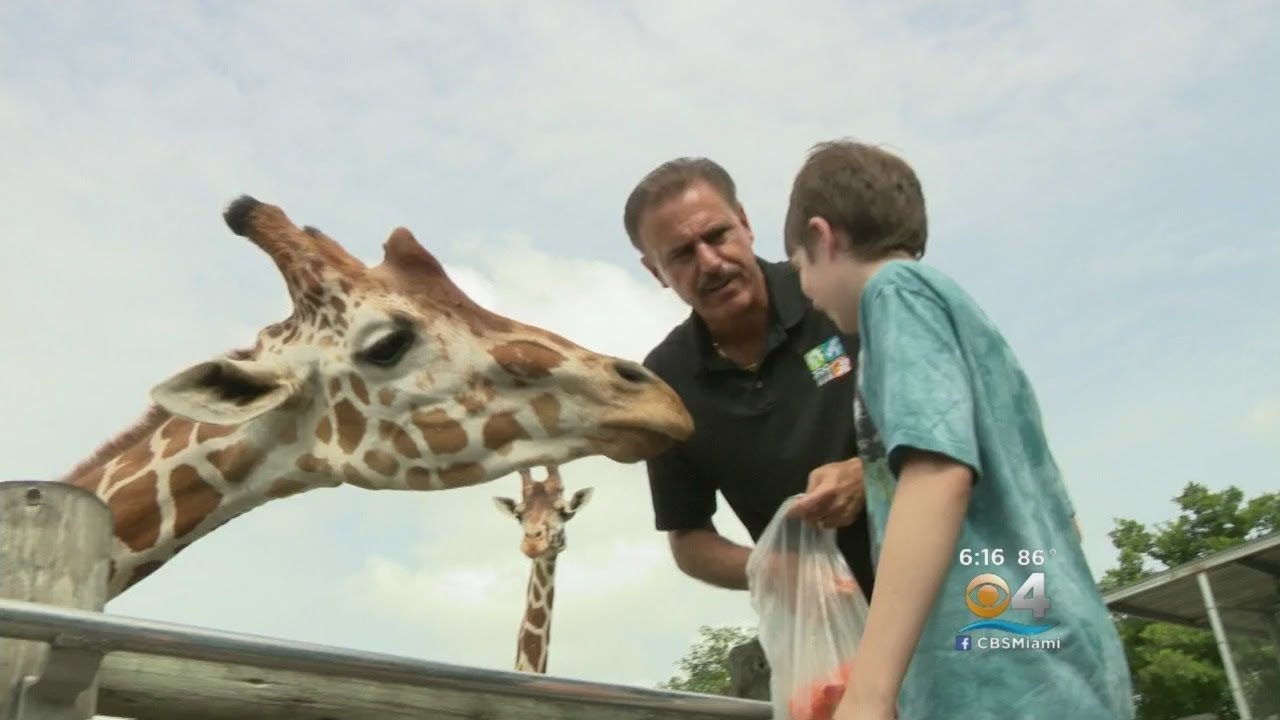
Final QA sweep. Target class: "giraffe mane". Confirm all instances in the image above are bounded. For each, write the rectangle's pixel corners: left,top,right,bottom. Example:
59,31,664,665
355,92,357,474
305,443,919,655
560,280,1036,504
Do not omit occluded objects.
55,346,257,485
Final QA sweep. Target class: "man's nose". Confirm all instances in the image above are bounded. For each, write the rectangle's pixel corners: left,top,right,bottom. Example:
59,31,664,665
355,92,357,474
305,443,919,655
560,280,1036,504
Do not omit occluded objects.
693,242,722,270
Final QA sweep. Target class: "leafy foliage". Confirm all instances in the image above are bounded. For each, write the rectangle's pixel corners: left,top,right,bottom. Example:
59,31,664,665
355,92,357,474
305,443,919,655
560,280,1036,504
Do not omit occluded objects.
658,624,756,695
1101,482,1280,720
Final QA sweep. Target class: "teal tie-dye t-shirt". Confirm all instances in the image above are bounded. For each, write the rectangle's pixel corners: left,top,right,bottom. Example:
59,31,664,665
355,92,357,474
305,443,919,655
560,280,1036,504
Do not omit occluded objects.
853,260,1134,719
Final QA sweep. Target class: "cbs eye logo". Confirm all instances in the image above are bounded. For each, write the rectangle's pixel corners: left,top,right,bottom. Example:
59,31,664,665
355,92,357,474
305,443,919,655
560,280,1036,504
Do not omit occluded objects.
965,573,1011,618
959,572,1056,635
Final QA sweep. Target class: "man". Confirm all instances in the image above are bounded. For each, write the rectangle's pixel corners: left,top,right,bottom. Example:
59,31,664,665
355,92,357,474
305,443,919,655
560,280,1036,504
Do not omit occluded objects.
622,156,875,599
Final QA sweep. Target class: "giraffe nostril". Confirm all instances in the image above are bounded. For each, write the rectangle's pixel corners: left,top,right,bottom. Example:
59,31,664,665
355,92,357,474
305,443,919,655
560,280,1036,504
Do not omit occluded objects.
613,360,652,385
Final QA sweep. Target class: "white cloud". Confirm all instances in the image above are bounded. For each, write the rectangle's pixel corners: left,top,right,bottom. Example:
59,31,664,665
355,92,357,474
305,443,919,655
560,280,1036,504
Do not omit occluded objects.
2,0,1277,704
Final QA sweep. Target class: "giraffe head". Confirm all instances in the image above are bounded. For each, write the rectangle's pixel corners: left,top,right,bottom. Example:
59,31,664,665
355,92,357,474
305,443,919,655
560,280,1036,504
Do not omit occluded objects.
493,466,591,558
147,196,694,495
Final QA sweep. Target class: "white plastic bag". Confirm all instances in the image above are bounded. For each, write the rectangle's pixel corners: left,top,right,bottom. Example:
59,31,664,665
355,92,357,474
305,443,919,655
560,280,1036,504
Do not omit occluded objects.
746,495,871,720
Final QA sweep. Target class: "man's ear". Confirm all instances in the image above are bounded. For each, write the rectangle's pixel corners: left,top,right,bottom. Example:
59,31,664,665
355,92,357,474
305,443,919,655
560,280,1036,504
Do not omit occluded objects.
567,487,594,513
640,256,668,288
493,496,519,517
736,205,753,241
150,356,302,425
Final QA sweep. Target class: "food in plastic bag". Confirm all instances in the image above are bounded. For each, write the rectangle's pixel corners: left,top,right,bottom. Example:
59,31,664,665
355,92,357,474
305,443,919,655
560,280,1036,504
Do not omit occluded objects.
746,494,871,720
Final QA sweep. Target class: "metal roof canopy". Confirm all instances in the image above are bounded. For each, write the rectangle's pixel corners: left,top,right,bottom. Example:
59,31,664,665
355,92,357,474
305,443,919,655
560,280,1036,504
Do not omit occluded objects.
1103,531,1280,639
1103,531,1280,720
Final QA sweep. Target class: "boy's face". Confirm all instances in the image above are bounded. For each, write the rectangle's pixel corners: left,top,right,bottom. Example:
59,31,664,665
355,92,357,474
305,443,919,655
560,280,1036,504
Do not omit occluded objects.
790,220,859,333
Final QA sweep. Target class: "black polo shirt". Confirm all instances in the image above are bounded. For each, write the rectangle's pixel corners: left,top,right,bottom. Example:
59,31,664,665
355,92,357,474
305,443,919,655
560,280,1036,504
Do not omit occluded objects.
642,257,876,599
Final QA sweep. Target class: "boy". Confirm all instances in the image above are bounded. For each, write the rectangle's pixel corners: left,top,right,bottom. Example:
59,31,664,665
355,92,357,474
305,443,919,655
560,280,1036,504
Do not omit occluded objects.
782,139,1134,720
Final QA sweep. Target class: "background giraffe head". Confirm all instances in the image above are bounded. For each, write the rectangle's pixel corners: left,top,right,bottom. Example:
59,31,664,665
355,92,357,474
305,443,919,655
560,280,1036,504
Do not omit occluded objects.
493,466,591,558
146,195,694,495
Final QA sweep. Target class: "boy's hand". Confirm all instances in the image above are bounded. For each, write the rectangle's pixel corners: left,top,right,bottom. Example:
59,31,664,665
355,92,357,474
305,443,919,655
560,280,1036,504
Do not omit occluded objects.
787,458,865,528
832,698,898,720
832,679,899,720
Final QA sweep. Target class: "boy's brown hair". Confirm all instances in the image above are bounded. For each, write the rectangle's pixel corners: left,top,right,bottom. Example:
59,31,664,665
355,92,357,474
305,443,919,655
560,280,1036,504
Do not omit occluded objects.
783,139,928,261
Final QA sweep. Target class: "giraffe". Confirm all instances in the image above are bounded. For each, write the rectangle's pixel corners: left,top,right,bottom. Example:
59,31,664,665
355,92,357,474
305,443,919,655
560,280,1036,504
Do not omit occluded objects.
54,195,694,601
492,465,591,674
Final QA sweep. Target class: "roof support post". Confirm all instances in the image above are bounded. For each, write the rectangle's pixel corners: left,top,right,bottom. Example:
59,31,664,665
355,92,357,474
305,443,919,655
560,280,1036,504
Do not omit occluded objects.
1267,612,1280,676
1196,570,1252,720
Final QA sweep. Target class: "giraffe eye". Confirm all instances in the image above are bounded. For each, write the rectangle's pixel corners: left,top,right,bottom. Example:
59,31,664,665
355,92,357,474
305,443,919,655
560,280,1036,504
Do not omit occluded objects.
359,329,416,367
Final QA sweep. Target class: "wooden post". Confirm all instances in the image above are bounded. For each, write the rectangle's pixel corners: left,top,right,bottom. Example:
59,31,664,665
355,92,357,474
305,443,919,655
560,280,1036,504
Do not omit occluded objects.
0,480,113,720
723,638,771,701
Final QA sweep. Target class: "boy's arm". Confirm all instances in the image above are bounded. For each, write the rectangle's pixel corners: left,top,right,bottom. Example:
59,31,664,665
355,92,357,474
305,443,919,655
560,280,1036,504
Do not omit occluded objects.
840,276,983,715
844,449,972,708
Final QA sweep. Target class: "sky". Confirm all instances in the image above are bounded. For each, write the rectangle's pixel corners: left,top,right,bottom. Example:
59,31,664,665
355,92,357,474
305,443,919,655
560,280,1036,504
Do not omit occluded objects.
2,0,1278,703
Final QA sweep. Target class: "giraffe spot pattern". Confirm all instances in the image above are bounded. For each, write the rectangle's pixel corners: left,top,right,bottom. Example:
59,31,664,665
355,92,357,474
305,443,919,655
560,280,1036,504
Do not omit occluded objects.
378,420,421,459
158,418,193,459
439,462,484,488
77,465,107,495
377,388,396,406
206,440,265,484
489,341,566,379
348,374,370,405
296,453,330,474
530,393,561,435
363,449,400,476
412,408,468,455
109,470,161,552
405,466,435,490
316,415,333,444
194,422,237,444
170,464,223,540
343,463,375,488
526,604,547,628
333,400,365,453
483,411,529,453
110,442,154,483
268,478,309,499
125,560,166,591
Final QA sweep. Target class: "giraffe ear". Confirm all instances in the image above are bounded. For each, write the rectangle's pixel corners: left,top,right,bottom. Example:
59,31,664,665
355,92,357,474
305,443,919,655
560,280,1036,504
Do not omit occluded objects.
492,496,519,518
150,356,302,425
566,487,593,513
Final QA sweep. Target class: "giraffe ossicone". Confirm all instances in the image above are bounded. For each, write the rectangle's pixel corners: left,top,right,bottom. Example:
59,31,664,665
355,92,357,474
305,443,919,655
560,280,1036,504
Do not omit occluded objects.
493,465,592,673
59,195,694,600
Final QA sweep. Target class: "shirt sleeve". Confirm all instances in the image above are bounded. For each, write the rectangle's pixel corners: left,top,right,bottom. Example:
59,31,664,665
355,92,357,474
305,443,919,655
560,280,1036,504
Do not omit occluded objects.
859,281,982,482
646,445,718,531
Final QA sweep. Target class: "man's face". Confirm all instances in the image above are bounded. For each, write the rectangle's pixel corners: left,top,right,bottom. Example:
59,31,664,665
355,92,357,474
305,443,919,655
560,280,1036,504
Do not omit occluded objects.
637,181,759,325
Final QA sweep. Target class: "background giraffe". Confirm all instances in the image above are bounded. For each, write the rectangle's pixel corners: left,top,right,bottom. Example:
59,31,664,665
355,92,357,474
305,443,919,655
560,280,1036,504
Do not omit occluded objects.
53,195,693,600
493,465,592,674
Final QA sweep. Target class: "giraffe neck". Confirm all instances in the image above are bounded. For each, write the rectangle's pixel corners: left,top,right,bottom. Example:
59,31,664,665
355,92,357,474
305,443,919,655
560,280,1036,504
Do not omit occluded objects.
514,554,557,674
62,406,313,599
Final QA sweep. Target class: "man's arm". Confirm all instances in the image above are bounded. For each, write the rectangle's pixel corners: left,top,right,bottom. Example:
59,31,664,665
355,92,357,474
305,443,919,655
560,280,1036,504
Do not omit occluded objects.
668,519,753,590
644,433,751,589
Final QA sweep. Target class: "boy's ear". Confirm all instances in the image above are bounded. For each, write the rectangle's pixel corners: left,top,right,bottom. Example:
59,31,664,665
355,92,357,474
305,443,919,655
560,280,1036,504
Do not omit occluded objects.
150,355,303,425
806,217,840,260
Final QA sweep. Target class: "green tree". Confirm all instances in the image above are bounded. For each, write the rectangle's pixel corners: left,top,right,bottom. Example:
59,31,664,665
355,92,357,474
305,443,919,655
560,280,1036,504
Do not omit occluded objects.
658,624,756,695
1101,482,1280,720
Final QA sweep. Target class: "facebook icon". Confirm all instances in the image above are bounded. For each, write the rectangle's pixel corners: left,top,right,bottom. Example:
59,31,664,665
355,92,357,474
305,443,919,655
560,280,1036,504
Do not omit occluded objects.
955,635,972,651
